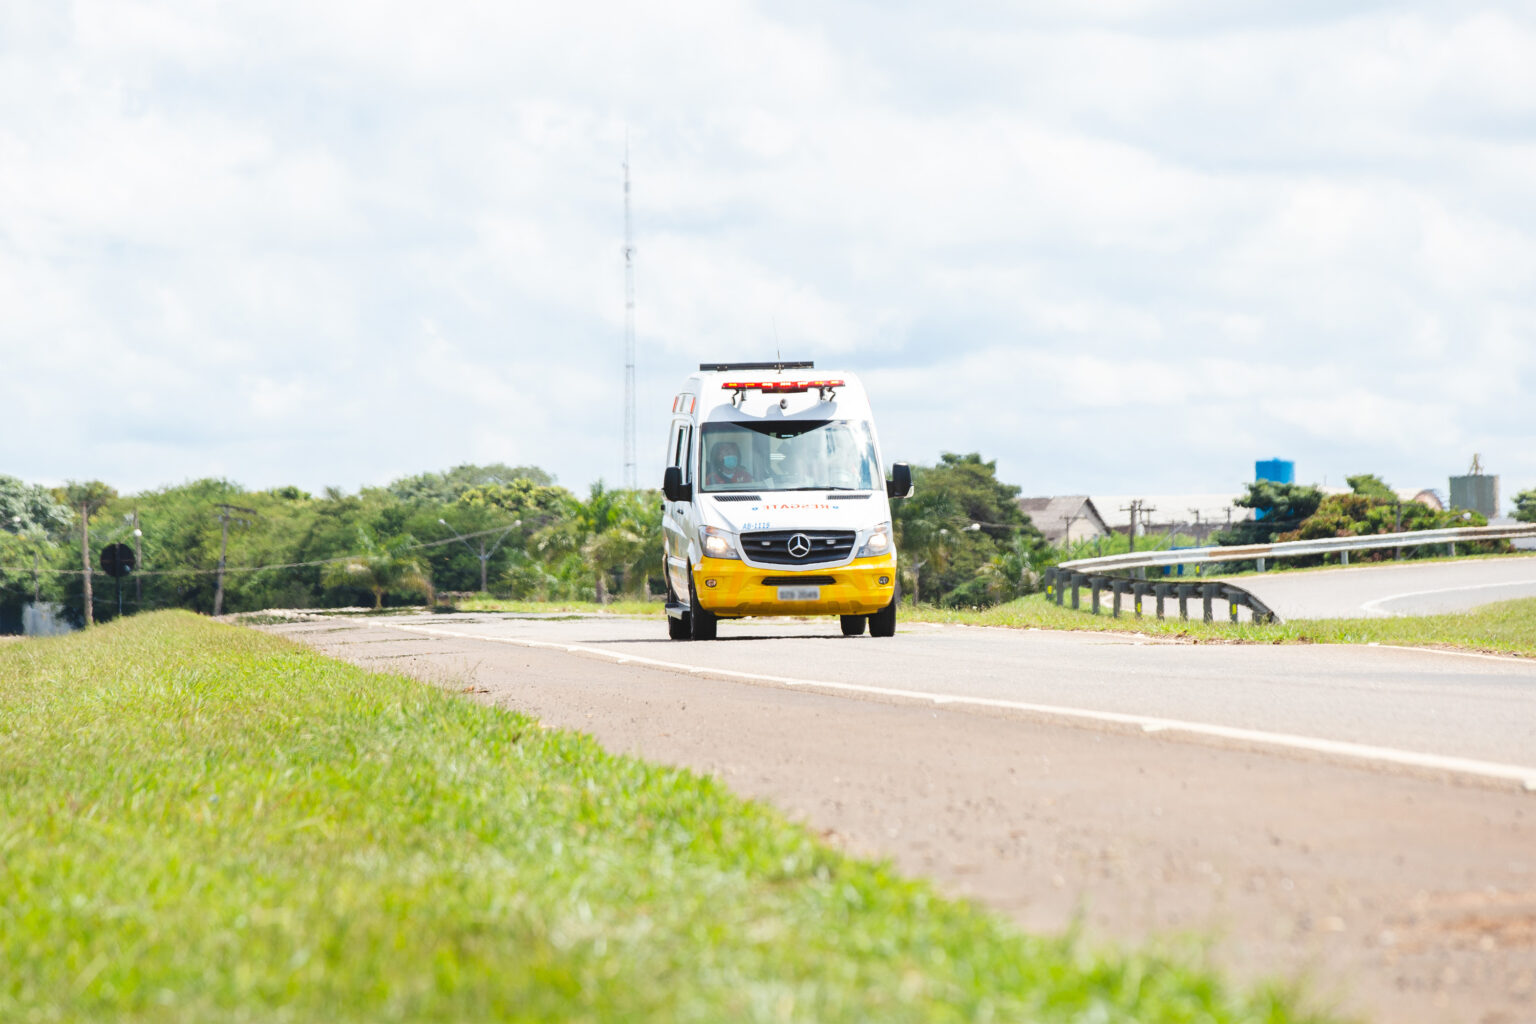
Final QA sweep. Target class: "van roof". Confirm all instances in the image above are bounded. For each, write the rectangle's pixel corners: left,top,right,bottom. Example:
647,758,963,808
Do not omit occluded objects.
682,367,873,423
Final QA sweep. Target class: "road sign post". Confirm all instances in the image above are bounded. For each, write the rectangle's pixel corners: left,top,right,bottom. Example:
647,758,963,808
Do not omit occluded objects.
100,543,136,618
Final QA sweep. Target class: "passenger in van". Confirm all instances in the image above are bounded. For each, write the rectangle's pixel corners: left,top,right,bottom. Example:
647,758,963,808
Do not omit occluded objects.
706,441,754,485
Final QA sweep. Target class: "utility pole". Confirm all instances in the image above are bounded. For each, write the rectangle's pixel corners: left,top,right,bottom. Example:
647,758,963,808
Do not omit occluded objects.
438,519,520,593
622,142,638,490
132,509,143,606
80,503,93,626
1060,512,1083,547
1120,500,1155,553
212,504,256,616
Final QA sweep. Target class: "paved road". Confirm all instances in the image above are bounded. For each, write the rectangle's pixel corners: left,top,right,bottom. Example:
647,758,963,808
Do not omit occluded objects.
380,612,1536,776
1222,554,1536,620
262,612,1536,1023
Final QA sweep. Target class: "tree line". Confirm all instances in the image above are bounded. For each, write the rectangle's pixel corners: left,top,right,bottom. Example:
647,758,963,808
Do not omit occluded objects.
1210,474,1529,567
5,463,1531,630
0,454,1050,629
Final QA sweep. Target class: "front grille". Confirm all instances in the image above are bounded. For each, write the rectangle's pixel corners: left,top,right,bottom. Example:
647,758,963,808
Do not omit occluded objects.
740,530,856,565
711,494,762,502
761,575,836,586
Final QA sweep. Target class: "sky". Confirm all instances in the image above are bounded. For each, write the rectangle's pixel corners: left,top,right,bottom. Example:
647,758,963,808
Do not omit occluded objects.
2,1,1534,511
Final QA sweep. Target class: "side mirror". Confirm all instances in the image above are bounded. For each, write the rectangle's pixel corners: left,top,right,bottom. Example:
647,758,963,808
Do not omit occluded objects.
886,462,913,500
663,466,692,503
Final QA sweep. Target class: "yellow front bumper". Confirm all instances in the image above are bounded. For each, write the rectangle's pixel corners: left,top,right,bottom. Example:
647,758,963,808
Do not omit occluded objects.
693,555,897,617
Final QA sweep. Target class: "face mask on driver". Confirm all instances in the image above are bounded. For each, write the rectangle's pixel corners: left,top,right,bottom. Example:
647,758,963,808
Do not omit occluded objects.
722,455,739,470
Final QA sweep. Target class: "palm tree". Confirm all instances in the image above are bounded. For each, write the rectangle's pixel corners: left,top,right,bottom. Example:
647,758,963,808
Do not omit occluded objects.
321,527,434,610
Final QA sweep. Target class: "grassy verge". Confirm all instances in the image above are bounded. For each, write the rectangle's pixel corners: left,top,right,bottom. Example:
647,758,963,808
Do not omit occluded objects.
909,593,1536,658
1,612,1333,1023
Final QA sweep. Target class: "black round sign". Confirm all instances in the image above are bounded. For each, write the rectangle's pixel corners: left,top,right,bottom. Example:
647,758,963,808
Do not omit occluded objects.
100,542,136,578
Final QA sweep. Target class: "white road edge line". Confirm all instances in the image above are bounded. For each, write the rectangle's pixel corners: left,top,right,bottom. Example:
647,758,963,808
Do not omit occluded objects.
1360,579,1536,618
384,623,1536,791
1367,644,1536,665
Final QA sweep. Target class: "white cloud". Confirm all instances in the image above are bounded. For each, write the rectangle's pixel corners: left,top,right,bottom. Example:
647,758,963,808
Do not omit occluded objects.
0,0,1532,508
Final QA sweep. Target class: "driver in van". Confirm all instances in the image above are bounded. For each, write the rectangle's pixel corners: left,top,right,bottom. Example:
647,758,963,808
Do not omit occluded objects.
706,440,754,485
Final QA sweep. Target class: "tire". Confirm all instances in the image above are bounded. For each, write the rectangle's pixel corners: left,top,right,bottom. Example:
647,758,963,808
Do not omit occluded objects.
688,572,717,641
869,584,898,638
839,614,866,636
667,574,690,640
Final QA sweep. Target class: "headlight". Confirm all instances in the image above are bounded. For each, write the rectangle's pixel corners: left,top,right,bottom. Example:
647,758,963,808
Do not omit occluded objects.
701,526,740,560
856,522,893,558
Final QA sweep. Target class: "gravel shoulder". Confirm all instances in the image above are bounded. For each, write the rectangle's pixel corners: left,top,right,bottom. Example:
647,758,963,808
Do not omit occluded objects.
261,615,1536,1024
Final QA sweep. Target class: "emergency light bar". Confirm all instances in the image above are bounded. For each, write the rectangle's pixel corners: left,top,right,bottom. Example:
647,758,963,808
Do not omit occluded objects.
722,377,843,406
720,379,845,393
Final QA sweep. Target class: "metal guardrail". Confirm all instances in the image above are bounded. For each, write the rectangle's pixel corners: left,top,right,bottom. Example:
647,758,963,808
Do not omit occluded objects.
1041,523,1536,625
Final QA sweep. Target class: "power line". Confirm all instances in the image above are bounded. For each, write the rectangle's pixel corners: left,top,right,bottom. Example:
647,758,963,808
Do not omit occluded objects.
0,524,525,578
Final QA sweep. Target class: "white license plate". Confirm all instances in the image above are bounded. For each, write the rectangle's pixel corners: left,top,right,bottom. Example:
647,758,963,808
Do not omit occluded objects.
777,586,821,602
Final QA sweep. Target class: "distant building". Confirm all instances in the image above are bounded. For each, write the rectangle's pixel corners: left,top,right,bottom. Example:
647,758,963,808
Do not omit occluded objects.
1396,488,1444,511
1091,494,1255,545
1017,496,1110,546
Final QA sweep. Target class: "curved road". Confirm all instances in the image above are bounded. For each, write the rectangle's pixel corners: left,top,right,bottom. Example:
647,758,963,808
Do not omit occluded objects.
1222,553,1536,620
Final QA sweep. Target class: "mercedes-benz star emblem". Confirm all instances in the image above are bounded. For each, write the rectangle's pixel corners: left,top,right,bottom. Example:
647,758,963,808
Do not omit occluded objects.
787,533,812,559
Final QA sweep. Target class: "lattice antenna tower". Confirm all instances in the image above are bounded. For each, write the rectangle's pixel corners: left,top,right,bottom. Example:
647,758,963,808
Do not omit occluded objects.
622,144,638,489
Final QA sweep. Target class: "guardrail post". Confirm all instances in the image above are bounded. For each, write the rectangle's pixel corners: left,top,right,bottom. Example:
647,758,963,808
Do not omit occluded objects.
1257,557,1266,572
1153,583,1172,619
1177,584,1193,620
1201,582,1219,623
1043,567,1055,603
1224,586,1242,623
1341,550,1349,566
1070,573,1083,610
1131,581,1152,618
1090,576,1103,615
1109,579,1134,618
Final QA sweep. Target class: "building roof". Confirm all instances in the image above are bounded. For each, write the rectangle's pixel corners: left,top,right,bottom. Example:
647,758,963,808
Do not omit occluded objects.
1017,495,1108,544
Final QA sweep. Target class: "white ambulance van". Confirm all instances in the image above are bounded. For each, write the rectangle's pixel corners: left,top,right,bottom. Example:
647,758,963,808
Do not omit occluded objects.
661,361,912,640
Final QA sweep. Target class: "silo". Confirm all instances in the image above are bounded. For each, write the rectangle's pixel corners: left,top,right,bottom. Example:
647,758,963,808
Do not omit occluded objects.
1450,454,1500,518
1449,474,1499,518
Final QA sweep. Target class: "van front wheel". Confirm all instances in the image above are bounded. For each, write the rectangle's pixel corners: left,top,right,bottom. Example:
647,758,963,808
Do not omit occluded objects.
839,615,866,636
869,585,898,638
688,573,717,641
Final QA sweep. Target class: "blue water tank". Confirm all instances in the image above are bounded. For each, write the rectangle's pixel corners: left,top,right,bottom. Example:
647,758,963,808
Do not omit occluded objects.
1255,459,1295,484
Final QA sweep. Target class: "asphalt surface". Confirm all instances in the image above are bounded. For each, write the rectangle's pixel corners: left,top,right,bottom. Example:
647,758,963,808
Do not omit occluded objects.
260,612,1536,1024
379,612,1536,774
1222,554,1536,620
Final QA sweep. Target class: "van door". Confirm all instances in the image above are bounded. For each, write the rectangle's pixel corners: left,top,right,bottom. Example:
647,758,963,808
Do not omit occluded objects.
662,417,694,601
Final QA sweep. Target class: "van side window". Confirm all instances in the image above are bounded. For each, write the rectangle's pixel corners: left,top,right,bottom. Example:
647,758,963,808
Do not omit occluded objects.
671,423,686,469
682,426,694,484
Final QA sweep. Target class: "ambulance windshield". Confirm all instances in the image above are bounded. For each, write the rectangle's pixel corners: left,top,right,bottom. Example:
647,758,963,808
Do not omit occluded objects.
700,420,878,493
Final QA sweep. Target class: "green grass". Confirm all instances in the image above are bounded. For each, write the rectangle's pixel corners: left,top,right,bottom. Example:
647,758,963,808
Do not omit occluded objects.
911,593,1536,658
0,612,1335,1023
